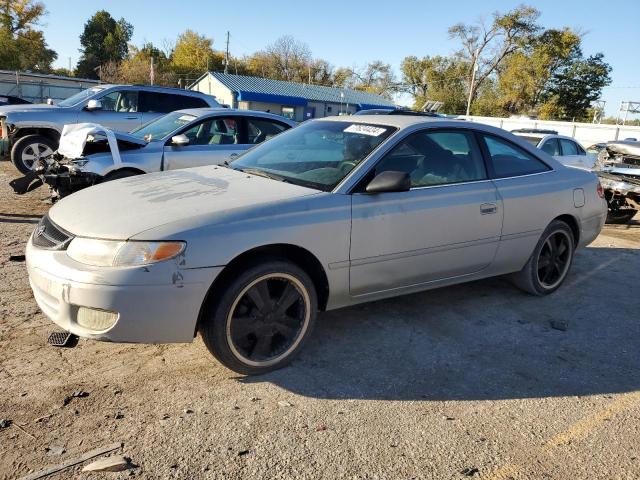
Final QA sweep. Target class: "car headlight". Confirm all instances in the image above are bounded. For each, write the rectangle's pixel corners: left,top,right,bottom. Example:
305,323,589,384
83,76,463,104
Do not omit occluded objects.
67,238,185,267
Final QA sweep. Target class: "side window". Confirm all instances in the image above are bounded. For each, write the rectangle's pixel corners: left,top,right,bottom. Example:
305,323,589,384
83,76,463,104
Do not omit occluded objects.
374,130,487,187
246,118,289,144
482,135,550,178
576,143,587,155
179,118,239,146
560,139,578,156
99,90,138,112
540,138,561,156
138,92,165,113
174,95,209,109
139,92,207,113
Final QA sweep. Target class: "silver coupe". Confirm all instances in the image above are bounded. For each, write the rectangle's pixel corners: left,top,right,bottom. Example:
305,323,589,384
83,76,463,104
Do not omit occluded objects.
26,115,607,374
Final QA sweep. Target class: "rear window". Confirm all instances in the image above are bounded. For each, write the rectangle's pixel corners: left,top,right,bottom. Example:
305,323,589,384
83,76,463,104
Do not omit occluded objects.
482,135,550,178
517,135,542,147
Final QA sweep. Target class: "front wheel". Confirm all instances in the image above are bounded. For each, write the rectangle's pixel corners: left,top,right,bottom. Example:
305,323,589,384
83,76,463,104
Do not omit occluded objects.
199,260,317,375
511,220,575,296
11,135,57,174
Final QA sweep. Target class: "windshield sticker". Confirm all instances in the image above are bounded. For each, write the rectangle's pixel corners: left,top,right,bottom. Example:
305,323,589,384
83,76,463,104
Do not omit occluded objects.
344,124,387,137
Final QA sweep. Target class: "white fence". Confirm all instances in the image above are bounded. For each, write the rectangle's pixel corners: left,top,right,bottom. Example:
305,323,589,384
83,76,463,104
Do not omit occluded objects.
462,115,640,147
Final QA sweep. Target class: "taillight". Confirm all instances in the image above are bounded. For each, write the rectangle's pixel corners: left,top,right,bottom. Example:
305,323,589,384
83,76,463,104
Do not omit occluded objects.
596,182,605,199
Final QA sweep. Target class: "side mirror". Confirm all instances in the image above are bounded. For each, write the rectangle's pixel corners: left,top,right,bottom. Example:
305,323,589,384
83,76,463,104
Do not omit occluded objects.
365,171,411,194
171,134,190,147
85,99,102,111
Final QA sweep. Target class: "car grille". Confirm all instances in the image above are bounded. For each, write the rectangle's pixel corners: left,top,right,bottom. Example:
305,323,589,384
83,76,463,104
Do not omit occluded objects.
32,215,74,250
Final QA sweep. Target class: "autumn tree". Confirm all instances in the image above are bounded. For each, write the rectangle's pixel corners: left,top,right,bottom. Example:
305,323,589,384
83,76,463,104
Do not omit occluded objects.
0,0,57,71
170,30,223,76
76,10,133,79
448,5,540,110
400,55,468,113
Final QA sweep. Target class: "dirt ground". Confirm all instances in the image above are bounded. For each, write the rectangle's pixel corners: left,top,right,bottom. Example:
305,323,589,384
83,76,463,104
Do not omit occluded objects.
0,159,639,480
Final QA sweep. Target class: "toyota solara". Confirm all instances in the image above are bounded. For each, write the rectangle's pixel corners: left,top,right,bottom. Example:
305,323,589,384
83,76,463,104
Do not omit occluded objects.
26,116,607,374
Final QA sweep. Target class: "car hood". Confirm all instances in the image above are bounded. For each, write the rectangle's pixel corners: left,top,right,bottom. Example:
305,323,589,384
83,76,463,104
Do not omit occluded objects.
48,166,320,239
0,104,60,115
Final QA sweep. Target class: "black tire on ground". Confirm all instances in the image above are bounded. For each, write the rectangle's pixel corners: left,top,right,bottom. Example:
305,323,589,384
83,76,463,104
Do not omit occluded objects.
103,169,143,181
10,134,57,174
199,259,318,375
511,220,575,296
606,209,637,224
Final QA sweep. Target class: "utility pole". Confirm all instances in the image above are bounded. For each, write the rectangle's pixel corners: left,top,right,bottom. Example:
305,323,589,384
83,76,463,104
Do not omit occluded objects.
465,48,479,117
224,31,230,74
150,56,155,85
68,57,72,73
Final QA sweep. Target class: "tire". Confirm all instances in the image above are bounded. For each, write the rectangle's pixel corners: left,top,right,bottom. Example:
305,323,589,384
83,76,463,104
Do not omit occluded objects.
103,169,143,181
199,260,318,375
11,135,57,174
511,220,575,296
606,209,637,224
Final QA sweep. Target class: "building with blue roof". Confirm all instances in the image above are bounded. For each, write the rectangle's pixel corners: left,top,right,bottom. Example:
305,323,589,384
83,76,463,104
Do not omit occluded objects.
189,72,395,121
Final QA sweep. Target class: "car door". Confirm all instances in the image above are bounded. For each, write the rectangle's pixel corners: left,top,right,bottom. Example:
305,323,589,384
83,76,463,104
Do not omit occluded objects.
349,129,503,297
559,138,593,170
163,116,246,170
479,133,557,264
77,89,142,132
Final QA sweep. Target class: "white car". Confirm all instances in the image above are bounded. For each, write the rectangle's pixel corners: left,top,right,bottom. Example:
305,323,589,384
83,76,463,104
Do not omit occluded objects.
511,129,596,170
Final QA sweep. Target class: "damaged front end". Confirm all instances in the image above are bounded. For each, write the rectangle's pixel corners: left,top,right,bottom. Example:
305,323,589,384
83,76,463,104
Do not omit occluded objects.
594,141,640,223
9,155,101,200
9,123,146,201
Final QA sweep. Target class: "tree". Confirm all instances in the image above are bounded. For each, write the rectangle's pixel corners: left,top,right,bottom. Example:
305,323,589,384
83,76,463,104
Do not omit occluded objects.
101,42,176,86
170,30,223,76
245,35,313,82
496,28,582,114
76,10,133,79
541,53,612,121
400,55,468,113
449,5,540,109
0,0,57,71
332,61,398,99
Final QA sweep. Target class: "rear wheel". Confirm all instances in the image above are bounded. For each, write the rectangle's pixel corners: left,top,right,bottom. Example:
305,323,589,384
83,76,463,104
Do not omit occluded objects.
199,260,317,375
11,135,56,174
511,220,575,296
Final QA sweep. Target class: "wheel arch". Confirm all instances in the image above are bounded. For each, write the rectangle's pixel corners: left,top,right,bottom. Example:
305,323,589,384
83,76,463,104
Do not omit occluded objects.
104,167,147,179
553,214,580,246
13,127,60,144
195,243,330,335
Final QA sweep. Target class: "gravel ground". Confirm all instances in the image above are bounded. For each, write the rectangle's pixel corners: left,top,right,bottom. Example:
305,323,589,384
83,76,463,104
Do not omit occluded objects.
0,160,639,480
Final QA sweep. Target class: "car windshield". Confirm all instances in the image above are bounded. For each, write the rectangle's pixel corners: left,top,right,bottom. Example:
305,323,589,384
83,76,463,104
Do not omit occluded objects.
230,120,395,191
57,87,106,107
517,135,543,147
130,112,197,142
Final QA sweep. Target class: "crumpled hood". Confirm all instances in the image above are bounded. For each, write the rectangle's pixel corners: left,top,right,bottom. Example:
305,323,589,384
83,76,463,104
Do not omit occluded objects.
48,166,319,239
58,123,146,159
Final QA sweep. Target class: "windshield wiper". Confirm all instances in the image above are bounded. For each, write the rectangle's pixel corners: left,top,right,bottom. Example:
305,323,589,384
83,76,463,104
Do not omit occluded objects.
236,167,289,183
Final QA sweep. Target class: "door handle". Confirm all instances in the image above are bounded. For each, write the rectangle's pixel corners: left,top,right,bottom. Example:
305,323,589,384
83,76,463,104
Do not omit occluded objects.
125,116,139,119
480,203,497,214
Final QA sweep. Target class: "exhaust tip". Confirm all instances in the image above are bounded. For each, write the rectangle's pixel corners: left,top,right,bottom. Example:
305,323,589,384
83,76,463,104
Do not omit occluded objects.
48,331,79,348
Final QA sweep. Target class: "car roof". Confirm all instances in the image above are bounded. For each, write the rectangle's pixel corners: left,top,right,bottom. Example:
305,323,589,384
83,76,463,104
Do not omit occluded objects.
95,84,213,97
320,114,448,128
171,108,297,124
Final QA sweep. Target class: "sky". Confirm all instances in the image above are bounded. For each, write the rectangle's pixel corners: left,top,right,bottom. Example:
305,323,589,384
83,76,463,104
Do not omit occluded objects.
40,0,640,118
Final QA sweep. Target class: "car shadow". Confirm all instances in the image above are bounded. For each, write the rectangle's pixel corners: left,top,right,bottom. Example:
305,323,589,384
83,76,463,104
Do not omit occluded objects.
242,246,640,401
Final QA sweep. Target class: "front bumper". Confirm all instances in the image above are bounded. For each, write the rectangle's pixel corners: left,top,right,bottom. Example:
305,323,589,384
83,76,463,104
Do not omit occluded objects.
26,238,222,343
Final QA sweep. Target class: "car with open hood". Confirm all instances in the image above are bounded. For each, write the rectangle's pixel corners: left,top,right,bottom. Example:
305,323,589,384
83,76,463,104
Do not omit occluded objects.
25,116,607,374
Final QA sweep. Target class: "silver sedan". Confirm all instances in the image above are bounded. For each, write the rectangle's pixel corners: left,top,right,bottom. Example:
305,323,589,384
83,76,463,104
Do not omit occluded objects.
26,116,607,374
